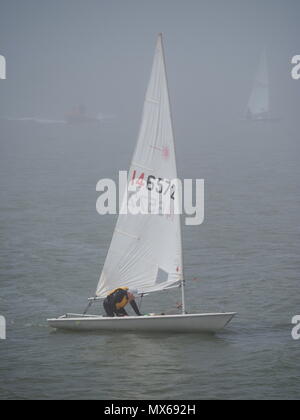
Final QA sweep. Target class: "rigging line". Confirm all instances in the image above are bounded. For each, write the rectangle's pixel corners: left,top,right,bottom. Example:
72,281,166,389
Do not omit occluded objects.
83,299,94,315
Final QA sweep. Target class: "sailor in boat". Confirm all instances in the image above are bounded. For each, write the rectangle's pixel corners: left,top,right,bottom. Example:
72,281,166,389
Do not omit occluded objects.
103,287,142,317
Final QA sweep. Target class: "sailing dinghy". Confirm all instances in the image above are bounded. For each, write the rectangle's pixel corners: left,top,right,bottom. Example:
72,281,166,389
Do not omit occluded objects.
48,34,236,333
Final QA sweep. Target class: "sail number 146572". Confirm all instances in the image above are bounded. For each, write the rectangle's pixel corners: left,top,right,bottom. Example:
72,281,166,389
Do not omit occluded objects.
131,170,176,200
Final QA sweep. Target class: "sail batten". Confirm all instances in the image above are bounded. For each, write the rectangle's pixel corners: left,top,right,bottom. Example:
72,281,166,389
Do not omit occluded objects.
96,35,183,298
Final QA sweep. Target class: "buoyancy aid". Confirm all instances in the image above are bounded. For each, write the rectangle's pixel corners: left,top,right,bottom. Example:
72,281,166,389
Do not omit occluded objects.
107,287,129,310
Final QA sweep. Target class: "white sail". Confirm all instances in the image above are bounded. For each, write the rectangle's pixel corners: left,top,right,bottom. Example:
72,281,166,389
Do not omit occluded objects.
96,34,183,298
247,49,270,119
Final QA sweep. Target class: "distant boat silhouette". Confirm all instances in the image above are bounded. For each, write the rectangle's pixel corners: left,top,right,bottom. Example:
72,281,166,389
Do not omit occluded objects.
244,49,279,122
65,104,101,124
1,106,114,125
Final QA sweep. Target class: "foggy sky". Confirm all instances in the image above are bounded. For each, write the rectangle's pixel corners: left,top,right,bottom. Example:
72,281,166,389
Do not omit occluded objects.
0,0,299,130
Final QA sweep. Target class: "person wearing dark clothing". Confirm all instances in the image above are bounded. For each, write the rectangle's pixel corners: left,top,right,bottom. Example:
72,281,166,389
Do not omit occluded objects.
103,287,142,317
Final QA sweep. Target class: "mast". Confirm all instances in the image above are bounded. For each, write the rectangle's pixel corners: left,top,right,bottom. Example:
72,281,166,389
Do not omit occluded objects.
159,33,186,314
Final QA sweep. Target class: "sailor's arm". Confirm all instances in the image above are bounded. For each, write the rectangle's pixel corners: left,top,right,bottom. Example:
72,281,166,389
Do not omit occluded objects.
130,300,142,316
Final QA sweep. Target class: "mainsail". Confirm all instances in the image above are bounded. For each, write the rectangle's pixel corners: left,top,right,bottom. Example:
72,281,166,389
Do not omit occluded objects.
96,34,183,298
246,49,270,119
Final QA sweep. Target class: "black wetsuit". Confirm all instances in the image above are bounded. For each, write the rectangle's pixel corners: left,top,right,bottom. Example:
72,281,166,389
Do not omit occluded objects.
103,288,141,317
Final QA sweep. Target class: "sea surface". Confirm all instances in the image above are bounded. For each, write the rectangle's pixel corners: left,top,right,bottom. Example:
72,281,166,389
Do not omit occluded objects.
0,117,299,400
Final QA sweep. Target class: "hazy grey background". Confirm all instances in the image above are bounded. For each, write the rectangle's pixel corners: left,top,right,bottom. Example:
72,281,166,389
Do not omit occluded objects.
0,0,299,400
0,0,299,125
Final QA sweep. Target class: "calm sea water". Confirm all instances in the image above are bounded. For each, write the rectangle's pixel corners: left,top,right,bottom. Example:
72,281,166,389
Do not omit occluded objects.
0,118,299,400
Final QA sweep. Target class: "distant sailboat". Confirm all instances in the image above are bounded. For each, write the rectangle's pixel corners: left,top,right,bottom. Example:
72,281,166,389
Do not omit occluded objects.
48,34,236,333
245,49,278,122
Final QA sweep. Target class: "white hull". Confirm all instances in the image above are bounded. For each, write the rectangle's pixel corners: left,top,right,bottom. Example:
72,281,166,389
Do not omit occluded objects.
47,312,236,334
